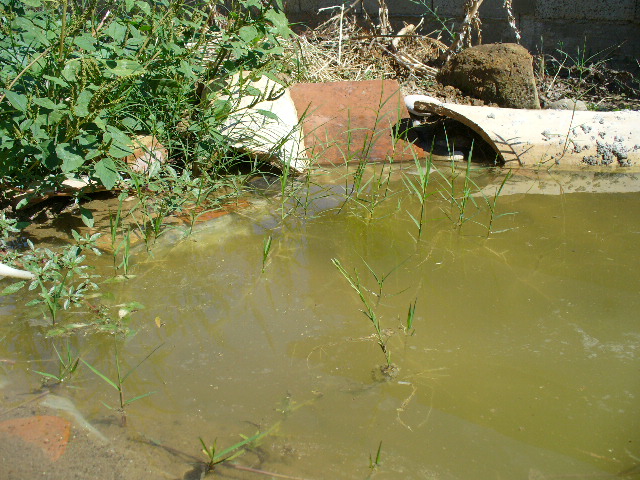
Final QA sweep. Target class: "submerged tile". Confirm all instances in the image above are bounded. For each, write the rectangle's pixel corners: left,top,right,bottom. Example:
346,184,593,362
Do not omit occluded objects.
0,415,71,462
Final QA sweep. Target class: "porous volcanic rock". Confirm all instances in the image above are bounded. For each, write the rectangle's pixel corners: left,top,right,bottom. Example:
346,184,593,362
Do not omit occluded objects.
437,43,540,109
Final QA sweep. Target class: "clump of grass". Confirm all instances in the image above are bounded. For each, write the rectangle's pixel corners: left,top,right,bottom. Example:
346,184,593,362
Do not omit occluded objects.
108,192,135,279
332,258,393,370
82,340,163,427
199,430,269,475
368,440,383,473
404,299,417,335
402,151,435,240
33,340,80,388
435,148,479,229
483,169,515,235
362,256,410,305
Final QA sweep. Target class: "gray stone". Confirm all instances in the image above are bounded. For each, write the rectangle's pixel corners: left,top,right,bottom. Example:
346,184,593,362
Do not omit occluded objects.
437,43,541,109
546,98,589,111
535,0,634,21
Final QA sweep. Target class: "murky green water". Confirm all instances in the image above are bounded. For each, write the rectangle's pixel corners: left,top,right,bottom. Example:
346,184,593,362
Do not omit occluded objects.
1,165,639,479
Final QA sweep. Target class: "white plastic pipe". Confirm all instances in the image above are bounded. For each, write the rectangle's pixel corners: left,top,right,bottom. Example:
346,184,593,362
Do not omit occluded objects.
0,262,34,280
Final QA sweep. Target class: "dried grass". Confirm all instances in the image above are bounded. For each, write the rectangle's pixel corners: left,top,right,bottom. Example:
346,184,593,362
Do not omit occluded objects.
290,17,396,83
287,13,447,86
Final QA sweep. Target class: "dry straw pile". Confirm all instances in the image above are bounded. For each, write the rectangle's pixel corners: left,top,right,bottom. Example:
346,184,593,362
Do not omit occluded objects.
288,0,522,84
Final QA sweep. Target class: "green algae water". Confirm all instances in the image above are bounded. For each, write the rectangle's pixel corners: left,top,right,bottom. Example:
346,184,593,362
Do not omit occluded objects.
1,165,639,479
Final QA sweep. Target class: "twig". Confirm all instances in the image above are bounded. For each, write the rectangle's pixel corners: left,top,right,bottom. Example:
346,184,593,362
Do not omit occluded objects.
377,0,391,36
439,0,485,64
503,0,521,43
96,9,111,32
317,0,363,30
352,34,424,40
338,4,344,65
378,43,439,78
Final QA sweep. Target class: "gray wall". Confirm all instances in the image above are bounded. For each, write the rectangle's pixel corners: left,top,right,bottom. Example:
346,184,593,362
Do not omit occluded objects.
285,0,640,69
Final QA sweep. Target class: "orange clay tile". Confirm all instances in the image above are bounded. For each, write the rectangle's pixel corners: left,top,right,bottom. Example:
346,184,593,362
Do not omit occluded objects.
0,415,71,462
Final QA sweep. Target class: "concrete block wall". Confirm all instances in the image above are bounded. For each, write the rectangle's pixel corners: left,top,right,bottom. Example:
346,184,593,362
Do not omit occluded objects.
285,0,640,68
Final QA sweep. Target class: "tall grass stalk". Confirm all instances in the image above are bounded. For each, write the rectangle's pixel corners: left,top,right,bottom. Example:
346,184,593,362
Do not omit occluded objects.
435,145,483,230
362,256,409,305
82,341,163,427
405,299,417,335
369,440,383,471
484,169,515,236
402,151,434,239
339,86,403,219
108,192,134,278
332,259,391,367
261,234,273,273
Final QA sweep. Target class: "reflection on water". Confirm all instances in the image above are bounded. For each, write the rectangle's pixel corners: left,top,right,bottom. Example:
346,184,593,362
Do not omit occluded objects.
1,165,639,479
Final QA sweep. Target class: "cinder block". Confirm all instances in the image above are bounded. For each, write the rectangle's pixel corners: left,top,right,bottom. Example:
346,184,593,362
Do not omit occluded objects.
536,0,635,21
476,0,514,19
285,0,318,14
362,0,426,16
430,0,533,20
512,0,535,16
431,0,463,18
473,17,529,45
529,20,640,68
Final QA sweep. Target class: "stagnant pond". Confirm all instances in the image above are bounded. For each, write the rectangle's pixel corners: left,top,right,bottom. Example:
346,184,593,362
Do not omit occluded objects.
1,164,639,479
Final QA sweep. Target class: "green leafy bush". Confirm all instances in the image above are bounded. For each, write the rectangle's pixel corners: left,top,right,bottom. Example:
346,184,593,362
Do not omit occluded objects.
0,0,293,197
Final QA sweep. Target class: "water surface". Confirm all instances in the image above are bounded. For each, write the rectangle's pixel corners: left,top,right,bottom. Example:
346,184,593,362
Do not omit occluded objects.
1,164,639,479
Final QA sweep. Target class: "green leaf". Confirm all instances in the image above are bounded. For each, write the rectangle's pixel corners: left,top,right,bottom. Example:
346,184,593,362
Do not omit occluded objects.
105,126,133,158
33,97,58,110
73,34,96,51
56,143,86,173
124,390,155,406
43,75,68,87
2,281,26,295
33,370,60,380
73,89,94,117
135,1,151,16
106,126,131,146
105,60,146,77
256,109,279,120
238,25,259,43
264,9,292,38
107,144,132,159
94,158,120,189
104,21,128,43
94,114,107,131
3,90,28,112
81,359,119,390
79,207,94,227
244,85,261,97
61,62,80,82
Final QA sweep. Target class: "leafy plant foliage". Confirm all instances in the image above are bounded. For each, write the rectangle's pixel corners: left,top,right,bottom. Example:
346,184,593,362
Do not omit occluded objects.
0,0,293,196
